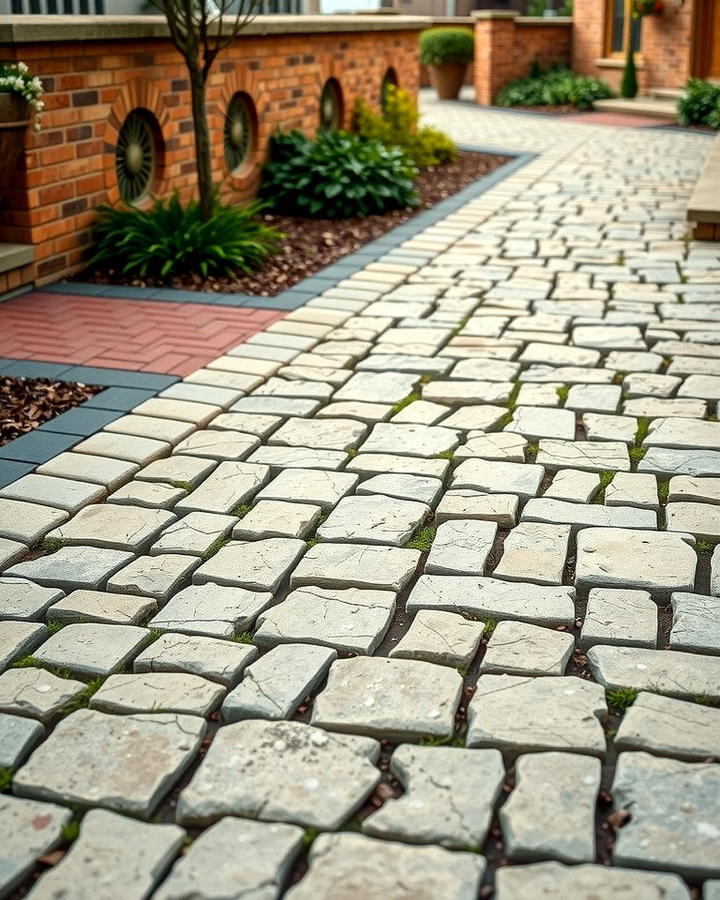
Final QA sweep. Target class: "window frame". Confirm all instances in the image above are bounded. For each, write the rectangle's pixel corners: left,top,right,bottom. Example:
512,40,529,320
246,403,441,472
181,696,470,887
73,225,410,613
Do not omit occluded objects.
604,0,643,58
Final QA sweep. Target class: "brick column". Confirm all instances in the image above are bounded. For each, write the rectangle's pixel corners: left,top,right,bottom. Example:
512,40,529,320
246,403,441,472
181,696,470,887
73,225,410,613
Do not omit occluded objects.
472,10,518,106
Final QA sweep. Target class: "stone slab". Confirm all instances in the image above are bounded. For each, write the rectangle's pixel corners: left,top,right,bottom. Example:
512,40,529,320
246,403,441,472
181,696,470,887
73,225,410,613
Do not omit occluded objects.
290,543,420,592
148,584,272,638
33,622,149,679
192,538,305,592
133,633,257,687
587,645,720,701
5,547,134,591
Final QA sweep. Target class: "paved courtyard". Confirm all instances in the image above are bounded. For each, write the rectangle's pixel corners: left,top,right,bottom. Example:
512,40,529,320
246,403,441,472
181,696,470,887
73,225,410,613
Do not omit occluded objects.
1,100,719,897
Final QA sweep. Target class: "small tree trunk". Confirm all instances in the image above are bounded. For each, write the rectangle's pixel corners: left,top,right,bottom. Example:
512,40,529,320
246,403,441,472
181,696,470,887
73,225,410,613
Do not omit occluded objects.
188,61,215,221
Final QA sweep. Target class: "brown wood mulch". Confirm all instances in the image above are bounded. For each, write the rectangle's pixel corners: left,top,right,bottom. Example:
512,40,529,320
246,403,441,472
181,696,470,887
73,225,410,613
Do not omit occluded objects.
82,150,510,298
0,376,103,447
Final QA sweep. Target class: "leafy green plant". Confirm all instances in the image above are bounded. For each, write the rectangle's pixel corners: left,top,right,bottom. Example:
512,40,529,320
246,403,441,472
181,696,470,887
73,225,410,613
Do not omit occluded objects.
606,686,638,712
677,78,720,127
483,617,498,639
496,65,614,111
90,194,281,280
355,85,457,167
261,129,418,219
405,525,436,552
527,0,547,14
0,768,13,792
419,28,474,67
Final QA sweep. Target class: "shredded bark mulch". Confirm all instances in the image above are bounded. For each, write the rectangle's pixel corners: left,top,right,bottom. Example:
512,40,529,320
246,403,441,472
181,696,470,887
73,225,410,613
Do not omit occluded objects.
0,376,104,447
82,150,510,298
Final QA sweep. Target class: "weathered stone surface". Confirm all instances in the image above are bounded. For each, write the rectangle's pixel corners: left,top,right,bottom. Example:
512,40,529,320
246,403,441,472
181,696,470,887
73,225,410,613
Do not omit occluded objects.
0,667,86,721
612,751,720,880
467,675,607,757
668,475,720,505
30,808,185,900
587,645,720,700
421,380,512,406
0,796,71,897
346,453,449,479
543,469,600,504
454,431,527,463
72,431,170,466
494,861,690,900
134,633,257,687
222,644,336,722
363,745,504,849
670,591,720,654
233,500,322,540
269,416,367,451
286,833,484,900
0,579,63,621
505,406,576,441
0,621,48,671
666,501,720,541
481,621,574,676
452,459,544,500
33,623,149,679
90,671,225,716
441,405,507,433
256,468,358,511
435,490,518,527
254,586,395,654
333,371,419,404
248,445,348,471
582,413,638,445
317,495,429,547
389,609,484,667
644,417,720,450
0,499,68,546
580,588,657,649
500,752,600,863
407,574,575,626
290,543,420,591
6,548,132,593
625,372,681,398
536,439,631,472
615,690,720,760
320,400,393,423
177,719,380,829
575,528,697,596
566,384,621,414
15,709,205,817
0,712,43,767
36,453,139,491
624,397,707,419
493,522,571,586
192,538,305,591
106,413,195,445
0,536,26,568
173,429,259,461
425,519,497,576
359,423,459,458
174,461,270,515
150,512,238,557
107,480,187,509
392,399,452,425
520,342,601,368
209,411,281,437
46,504,175,552
311,656,462,742
356,473,443,506
605,472,659,509
107,553,199,601
639,446,720,477
523,499,656,532
136,455,217,488
148,584,272,638
153,817,303,900
230,396,321,418
48,589,157,625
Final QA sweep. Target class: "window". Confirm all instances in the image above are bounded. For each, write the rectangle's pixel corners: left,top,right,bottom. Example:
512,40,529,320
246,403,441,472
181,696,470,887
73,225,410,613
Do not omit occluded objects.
607,0,642,55
319,79,343,133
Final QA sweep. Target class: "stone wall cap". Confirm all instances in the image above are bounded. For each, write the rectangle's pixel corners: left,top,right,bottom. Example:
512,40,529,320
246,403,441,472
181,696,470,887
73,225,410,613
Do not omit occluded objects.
517,15,573,24
0,13,433,43
471,9,518,19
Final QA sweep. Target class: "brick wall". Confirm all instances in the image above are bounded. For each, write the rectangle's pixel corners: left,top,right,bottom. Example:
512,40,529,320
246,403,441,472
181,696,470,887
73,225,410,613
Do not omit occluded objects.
472,12,572,105
0,16,423,288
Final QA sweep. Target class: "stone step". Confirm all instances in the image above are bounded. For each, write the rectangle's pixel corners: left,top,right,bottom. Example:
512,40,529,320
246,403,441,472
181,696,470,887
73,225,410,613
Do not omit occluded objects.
649,86,683,101
593,96,677,122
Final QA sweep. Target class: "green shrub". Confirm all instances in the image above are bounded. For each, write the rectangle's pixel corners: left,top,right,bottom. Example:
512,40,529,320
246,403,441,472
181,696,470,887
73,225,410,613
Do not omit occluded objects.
355,84,457,167
90,194,280,280
260,129,418,219
495,65,614,111
527,0,547,14
419,28,474,67
621,44,638,99
678,78,720,126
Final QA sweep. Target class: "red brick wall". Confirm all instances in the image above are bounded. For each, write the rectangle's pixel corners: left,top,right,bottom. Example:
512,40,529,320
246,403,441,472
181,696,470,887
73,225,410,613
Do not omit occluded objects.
473,14,572,105
0,22,421,287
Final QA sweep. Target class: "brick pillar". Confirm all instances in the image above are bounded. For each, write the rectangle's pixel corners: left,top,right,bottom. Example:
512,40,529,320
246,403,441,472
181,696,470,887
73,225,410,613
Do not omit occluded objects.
472,10,518,106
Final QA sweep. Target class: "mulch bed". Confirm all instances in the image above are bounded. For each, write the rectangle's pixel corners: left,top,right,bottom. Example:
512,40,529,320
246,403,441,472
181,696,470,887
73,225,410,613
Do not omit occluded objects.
0,376,103,447
82,150,510,298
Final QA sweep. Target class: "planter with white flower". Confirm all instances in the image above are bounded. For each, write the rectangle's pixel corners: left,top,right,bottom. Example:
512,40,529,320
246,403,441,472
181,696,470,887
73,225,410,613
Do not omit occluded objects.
0,62,44,203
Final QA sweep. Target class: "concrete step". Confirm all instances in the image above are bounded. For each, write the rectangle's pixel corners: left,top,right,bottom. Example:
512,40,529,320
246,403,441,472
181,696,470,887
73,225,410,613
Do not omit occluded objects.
593,96,677,122
0,243,33,277
649,87,683,101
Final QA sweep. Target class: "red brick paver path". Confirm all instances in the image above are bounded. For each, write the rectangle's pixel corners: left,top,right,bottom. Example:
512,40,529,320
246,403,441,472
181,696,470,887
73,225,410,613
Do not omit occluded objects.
0,292,286,376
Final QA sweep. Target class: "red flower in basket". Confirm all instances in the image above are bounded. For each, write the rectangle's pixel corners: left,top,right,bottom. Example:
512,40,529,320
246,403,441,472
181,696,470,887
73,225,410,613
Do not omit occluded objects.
632,0,664,15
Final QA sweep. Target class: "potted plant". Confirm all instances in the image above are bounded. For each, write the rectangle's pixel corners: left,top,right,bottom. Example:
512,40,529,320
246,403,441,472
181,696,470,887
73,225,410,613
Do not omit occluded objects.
0,62,44,202
420,28,474,101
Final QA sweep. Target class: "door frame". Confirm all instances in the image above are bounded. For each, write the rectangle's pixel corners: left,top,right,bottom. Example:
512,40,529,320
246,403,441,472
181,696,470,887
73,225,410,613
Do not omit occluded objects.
692,0,718,78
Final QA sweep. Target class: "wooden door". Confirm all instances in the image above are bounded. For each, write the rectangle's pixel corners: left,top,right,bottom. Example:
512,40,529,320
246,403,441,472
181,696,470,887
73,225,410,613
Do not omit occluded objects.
695,0,720,79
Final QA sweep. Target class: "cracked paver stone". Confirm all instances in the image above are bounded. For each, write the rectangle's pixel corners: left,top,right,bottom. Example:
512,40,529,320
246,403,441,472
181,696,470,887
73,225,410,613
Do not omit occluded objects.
268,416,368,451
285,833,484,900
611,751,720,880
670,591,720,654
638,447,720,478
362,744,504,849
0,667,86,721
149,512,238,557
36,454,140,491
45,504,175,552
133,633,257,687
0,579,63,622
536,439,631,473
153,816,303,900
454,431,527,463
0,713,43,768
0,498,68,546
148,584,272,638
192,539,306,592
311,656,462,742
452,458,544,500
544,469,601,504
668,475,720,505
615,690,720,761
521,498,656,532
500,752,600,863
176,718,380,829
289,543,420,592
29,808,185,900
333,371,419,404
136,455,217,488
579,588,657,649
255,467,359,512
407,575,576,627
47,589,157,625
232,500,322,540
355,473,444,506
107,480,187,510
425,519,497,576
666,501,720,542
0,474,106,514
575,527,697,596
494,861,690,900
435,490,518,527
72,432,171,466
643,417,720,451
505,406,576,441
587,645,720,701
346,452,449,480
389,609,484,667
173,461,270,515
106,554,200,601
221,643,336,722
32,623,150,679
480,621,574,676
5,547,134,592
14,708,205,818
253,586,395,654
316,495,430,547
0,795,71,897
492,522,571,586
90,671,225,716
359,423,459,458
466,674,607,757
173,428,260,461
0,621,48,671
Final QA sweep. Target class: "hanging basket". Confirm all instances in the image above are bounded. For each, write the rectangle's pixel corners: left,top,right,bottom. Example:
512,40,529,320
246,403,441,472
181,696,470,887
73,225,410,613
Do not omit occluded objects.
0,94,31,204
632,0,664,16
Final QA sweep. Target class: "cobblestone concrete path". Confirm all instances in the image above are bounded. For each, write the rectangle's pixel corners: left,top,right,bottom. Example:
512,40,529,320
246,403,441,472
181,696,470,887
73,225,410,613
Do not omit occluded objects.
0,100,719,898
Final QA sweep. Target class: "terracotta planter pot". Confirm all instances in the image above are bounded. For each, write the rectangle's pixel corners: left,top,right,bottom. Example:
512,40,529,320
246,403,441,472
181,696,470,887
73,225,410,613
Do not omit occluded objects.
0,93,32,204
428,62,467,100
